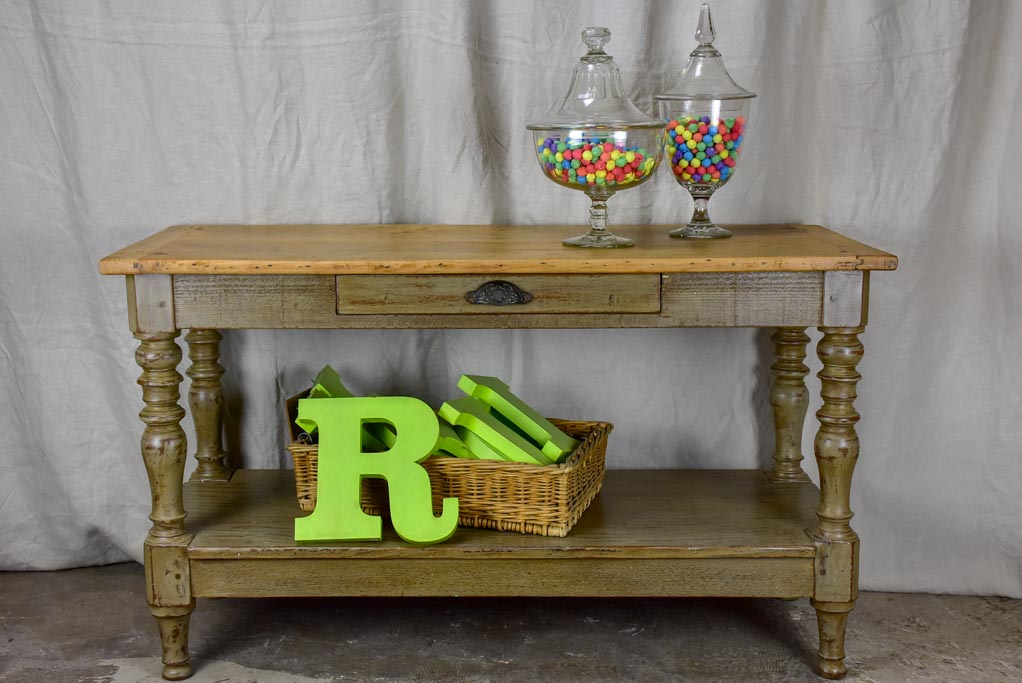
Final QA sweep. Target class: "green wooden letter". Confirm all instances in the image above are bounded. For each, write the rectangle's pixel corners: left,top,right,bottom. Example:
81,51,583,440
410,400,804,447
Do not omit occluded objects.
454,424,506,461
296,366,388,452
294,396,458,545
436,420,475,459
438,397,554,465
457,375,579,462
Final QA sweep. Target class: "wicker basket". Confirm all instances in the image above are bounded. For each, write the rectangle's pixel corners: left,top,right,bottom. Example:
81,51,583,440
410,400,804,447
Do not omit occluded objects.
285,393,611,537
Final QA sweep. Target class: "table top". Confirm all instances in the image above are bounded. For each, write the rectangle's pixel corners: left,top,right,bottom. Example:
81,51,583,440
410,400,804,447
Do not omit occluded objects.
99,224,898,276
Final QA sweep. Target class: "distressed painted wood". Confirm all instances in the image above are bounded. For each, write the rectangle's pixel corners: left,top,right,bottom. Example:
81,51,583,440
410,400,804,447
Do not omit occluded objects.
145,544,193,608
192,557,813,599
811,327,864,547
661,272,822,327
99,224,898,275
102,223,896,681
151,605,193,681
185,469,819,561
129,275,175,333
822,271,868,327
188,469,815,596
813,601,854,680
136,330,195,679
809,326,865,679
135,331,188,541
336,274,661,315
175,275,337,329
174,273,824,329
768,327,811,482
185,329,231,481
144,543,194,678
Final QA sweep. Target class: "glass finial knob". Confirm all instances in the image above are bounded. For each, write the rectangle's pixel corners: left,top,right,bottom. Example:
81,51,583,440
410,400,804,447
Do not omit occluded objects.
695,3,715,46
582,26,610,53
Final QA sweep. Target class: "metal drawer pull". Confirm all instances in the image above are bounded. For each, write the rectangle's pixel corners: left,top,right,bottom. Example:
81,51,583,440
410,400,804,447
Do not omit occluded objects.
464,280,533,306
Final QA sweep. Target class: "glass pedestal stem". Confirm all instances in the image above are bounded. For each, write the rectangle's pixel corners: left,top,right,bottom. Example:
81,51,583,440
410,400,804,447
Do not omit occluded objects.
670,191,733,239
589,198,609,237
691,196,710,225
562,192,634,248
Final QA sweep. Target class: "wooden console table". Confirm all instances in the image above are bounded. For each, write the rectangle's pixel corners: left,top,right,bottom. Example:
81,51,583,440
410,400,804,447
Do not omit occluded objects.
100,224,897,680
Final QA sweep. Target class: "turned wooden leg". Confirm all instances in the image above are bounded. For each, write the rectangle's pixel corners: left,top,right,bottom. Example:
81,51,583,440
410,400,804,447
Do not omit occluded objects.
768,327,811,482
812,600,853,679
136,331,189,541
185,329,231,481
809,326,864,679
152,604,194,680
136,331,195,680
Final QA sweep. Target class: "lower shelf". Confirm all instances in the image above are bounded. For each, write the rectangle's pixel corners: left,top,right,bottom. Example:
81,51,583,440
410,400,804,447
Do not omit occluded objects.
184,469,820,599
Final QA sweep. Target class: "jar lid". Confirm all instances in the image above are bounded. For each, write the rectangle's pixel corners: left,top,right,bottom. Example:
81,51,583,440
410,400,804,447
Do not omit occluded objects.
654,4,756,102
528,27,662,131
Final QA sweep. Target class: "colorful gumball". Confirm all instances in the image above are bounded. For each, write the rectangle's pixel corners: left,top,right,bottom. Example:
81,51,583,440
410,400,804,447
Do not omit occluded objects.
662,114,746,188
535,136,658,189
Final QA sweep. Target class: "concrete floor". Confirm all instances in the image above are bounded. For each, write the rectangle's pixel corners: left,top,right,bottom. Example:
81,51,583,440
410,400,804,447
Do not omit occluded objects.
1,563,1020,683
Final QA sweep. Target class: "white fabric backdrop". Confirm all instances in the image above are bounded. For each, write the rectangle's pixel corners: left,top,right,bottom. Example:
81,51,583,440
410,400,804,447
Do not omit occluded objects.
1,0,1019,596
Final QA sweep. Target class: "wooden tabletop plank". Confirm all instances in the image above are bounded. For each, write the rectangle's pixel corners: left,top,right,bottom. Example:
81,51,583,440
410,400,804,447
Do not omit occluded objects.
186,469,819,560
99,224,898,275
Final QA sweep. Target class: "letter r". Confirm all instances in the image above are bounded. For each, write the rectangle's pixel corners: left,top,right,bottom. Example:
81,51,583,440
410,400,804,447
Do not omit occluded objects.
294,397,459,545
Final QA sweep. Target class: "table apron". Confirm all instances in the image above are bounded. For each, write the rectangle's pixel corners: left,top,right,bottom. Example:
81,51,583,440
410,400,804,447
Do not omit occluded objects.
163,272,868,330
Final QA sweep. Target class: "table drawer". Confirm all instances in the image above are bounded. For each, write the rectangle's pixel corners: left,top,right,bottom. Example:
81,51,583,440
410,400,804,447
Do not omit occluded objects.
335,274,661,315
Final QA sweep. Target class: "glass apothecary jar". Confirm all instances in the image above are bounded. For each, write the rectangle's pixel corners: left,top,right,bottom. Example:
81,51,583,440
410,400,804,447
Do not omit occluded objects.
528,27,665,248
655,4,755,239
